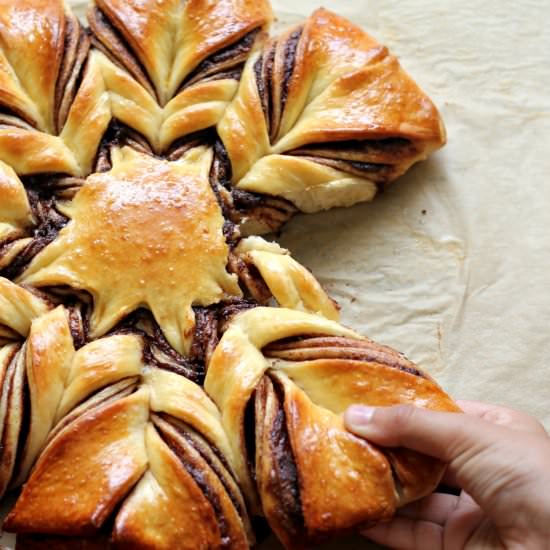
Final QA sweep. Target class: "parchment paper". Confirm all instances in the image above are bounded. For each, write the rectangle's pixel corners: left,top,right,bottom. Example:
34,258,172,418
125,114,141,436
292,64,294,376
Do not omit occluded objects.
271,0,550,425
2,1,549,548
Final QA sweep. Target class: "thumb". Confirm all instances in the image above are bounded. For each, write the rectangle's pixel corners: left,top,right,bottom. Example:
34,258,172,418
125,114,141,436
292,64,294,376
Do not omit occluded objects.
344,404,539,509
344,404,490,462
344,405,508,462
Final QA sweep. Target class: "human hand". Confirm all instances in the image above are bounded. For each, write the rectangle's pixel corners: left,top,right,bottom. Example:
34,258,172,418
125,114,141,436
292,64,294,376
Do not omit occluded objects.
344,400,550,550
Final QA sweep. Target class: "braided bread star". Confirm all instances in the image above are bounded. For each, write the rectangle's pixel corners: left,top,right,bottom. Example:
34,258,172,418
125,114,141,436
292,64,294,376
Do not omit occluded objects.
0,0,455,548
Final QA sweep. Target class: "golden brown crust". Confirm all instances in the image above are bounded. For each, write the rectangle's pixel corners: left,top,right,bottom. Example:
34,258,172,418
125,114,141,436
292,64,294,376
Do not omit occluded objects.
274,54,445,151
20,147,241,354
0,128,80,176
91,0,272,104
0,0,66,133
13,307,75,486
218,8,446,213
4,333,252,547
112,424,226,549
275,371,397,540
254,375,307,546
5,388,150,535
234,237,340,319
0,278,51,337
0,162,32,240
0,341,25,498
206,308,460,547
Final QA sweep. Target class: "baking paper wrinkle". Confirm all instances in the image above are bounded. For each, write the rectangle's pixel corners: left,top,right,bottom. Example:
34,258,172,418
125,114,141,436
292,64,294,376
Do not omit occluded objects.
2,1,549,549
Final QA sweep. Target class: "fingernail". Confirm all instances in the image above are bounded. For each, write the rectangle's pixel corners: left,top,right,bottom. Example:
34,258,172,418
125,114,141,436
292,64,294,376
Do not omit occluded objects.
345,405,376,428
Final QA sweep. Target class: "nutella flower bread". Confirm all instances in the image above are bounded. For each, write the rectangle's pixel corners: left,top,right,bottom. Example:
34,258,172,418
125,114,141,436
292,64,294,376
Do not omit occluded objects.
0,0,454,548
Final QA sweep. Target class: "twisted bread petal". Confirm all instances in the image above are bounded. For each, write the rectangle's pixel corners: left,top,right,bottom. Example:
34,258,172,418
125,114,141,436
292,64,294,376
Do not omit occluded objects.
206,307,459,547
5,329,252,547
234,237,339,319
218,8,446,214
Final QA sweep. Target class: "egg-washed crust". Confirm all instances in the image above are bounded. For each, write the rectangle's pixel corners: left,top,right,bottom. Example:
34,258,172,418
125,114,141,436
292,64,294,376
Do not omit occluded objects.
205,308,460,548
0,1,452,549
2,300,255,549
220,8,446,213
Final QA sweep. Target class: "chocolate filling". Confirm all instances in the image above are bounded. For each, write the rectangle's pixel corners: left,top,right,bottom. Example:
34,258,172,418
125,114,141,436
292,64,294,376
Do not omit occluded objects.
289,137,417,164
223,220,240,247
231,189,266,210
254,375,305,541
0,345,20,424
55,15,79,111
0,106,35,130
253,42,276,134
94,145,112,174
0,230,26,254
196,66,245,86
88,7,157,100
158,424,233,548
265,336,426,378
155,415,251,533
231,189,297,233
207,138,296,236
25,175,86,206
45,378,139,447
277,28,303,134
0,347,25,495
56,29,91,134
213,139,232,188
208,138,235,222
254,54,267,122
93,121,154,172
0,325,19,346
217,299,258,333
232,189,296,214
263,44,276,139
297,155,394,184
109,309,205,384
166,128,215,161
228,252,272,304
0,192,68,280
68,305,88,350
261,27,304,144
146,329,201,382
10,369,31,486
189,308,219,367
46,177,86,201
181,29,260,89
243,391,257,480
55,15,91,133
